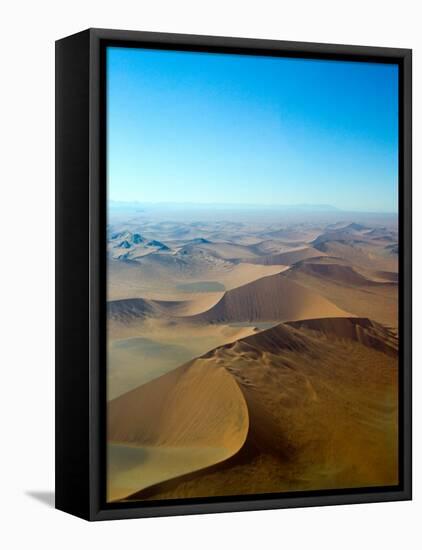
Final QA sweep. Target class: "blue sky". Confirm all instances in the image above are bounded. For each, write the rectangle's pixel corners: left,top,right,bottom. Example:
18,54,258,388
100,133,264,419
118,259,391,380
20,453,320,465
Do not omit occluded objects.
107,47,398,212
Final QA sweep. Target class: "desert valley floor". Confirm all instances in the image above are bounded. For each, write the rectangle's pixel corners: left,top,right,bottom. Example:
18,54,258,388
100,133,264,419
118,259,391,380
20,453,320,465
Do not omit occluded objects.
106,207,399,503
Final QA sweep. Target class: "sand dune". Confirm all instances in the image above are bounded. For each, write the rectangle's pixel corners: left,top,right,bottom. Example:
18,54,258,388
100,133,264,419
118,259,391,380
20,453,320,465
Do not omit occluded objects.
124,317,398,501
250,239,301,255
108,298,164,322
293,259,395,287
108,293,229,322
108,358,249,501
217,316,397,357
288,317,398,356
260,227,321,242
107,297,183,322
220,263,289,290
177,241,259,261
313,240,398,272
312,228,368,248
373,270,399,283
249,246,325,266
187,271,348,324
285,257,398,328
164,293,225,316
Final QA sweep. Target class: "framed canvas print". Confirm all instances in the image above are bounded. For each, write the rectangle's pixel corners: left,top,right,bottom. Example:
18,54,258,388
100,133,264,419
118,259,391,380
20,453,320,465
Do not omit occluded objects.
55,28,412,521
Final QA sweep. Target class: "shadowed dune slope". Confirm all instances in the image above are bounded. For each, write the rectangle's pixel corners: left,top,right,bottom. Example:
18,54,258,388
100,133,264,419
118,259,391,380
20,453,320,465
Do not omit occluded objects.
199,317,397,358
187,271,348,324
126,317,398,501
374,270,399,283
287,317,398,356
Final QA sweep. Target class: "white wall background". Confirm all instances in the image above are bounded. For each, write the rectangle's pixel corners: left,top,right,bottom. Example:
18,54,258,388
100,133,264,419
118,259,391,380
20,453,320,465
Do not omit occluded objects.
0,1,419,547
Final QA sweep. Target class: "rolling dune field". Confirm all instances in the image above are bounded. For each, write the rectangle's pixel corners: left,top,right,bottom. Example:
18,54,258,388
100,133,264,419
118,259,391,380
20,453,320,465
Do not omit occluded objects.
106,210,399,502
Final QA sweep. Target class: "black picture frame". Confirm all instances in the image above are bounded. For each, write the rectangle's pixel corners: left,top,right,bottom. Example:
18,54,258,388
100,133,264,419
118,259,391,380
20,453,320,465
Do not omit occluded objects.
55,28,412,521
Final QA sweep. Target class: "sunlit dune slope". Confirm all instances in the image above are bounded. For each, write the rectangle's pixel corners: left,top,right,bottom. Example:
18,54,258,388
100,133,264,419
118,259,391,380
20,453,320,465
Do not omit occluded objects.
107,354,249,500
107,356,249,500
126,317,398,501
108,360,249,448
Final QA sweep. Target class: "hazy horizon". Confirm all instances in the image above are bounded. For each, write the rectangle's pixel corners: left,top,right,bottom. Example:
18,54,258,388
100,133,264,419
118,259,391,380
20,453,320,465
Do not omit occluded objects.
108,199,398,216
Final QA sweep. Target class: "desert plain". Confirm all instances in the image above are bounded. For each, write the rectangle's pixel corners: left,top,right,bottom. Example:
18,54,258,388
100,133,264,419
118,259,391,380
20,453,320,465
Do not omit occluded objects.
106,204,399,503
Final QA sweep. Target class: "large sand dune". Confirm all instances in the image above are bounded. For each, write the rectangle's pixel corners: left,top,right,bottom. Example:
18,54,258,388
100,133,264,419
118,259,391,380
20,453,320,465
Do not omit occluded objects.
108,358,249,501
122,317,398,501
187,271,348,324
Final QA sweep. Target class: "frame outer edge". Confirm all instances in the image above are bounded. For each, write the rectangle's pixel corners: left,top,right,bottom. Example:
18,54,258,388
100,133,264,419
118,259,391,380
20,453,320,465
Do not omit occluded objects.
77,29,412,521
55,29,91,521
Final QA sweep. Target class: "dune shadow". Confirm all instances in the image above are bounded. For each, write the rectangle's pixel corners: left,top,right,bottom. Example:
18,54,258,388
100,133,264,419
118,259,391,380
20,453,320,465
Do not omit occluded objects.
26,491,55,508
